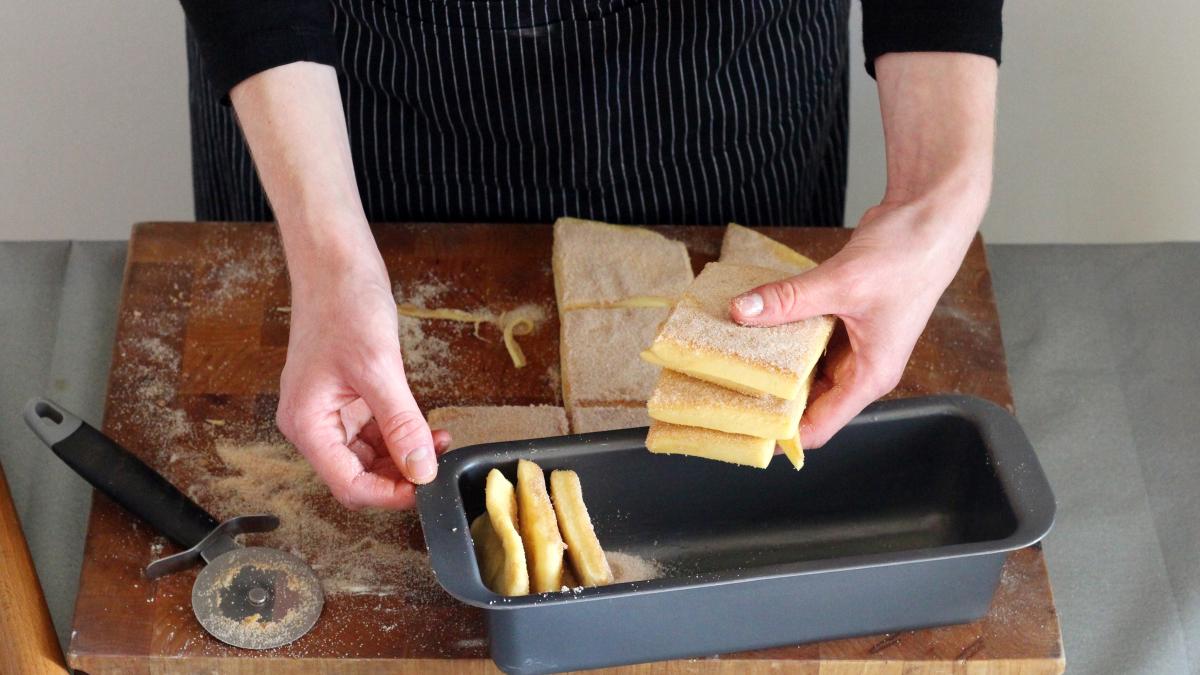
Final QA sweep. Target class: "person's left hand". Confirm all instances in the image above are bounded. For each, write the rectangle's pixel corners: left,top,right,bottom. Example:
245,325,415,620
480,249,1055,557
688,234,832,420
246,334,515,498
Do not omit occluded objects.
729,197,979,449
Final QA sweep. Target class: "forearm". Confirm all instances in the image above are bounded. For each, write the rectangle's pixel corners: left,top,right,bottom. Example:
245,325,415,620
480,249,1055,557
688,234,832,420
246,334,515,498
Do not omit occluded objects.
873,51,998,251
233,64,438,498
230,61,384,295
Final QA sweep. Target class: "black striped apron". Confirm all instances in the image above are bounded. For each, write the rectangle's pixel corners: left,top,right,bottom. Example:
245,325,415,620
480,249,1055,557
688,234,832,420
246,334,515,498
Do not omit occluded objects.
187,0,850,227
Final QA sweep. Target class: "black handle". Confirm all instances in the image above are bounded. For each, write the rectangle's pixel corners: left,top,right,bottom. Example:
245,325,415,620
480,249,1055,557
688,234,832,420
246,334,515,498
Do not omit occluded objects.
24,398,218,549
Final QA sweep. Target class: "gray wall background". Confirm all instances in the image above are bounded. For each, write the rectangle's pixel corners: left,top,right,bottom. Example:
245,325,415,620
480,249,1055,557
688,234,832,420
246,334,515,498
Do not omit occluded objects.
2,2,1196,243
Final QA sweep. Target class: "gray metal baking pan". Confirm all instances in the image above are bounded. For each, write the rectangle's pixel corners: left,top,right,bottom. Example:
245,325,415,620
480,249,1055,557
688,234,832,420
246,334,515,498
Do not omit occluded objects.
416,395,1055,674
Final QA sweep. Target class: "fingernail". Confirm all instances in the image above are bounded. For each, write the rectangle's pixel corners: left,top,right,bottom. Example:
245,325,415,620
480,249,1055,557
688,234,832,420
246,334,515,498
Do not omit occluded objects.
735,292,764,317
406,445,437,483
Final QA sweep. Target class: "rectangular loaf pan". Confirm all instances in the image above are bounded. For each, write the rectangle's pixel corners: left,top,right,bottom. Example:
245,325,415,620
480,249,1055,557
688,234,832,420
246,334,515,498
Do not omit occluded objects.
416,395,1055,674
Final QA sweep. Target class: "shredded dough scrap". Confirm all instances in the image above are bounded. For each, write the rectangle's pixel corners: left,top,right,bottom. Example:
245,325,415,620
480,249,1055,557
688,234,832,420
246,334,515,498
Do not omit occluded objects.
565,295,676,310
499,306,544,369
396,303,545,368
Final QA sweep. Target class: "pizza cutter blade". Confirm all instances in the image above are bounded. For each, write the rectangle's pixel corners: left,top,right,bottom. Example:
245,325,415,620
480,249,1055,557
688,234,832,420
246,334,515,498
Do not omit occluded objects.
24,397,324,650
192,546,323,650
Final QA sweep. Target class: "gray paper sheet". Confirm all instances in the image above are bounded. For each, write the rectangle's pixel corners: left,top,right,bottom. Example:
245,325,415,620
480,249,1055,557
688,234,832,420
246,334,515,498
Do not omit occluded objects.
991,245,1200,674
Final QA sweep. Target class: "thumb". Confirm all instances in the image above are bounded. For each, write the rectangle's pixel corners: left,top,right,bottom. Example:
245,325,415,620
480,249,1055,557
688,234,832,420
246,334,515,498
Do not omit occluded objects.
729,264,841,327
354,354,438,485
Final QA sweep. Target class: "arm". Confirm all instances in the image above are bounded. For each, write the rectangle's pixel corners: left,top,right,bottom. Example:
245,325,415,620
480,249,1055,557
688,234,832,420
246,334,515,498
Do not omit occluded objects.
730,51,997,448
230,63,448,508
179,3,446,507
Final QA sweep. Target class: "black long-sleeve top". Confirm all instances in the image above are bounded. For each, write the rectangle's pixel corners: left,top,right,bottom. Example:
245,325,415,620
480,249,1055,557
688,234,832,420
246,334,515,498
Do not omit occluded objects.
183,1,1003,226
181,0,1002,102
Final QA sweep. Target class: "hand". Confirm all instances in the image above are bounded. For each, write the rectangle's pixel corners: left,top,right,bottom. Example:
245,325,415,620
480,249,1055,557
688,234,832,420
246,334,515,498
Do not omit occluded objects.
728,51,996,449
729,198,979,448
276,261,450,510
229,63,452,507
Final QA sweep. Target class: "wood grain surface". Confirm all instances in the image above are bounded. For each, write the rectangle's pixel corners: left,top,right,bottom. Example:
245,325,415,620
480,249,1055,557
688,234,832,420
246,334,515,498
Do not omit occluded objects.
0,464,68,674
69,222,1063,674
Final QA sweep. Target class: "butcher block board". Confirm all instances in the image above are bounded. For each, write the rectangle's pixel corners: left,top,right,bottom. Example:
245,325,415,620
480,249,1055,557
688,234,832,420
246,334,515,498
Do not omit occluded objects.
70,222,1064,674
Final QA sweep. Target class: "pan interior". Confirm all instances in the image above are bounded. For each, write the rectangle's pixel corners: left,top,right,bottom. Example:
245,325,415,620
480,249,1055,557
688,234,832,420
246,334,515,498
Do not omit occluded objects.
458,413,1017,578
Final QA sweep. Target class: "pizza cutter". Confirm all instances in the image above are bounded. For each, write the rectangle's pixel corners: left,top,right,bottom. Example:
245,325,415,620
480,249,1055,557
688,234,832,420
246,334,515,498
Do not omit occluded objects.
23,397,323,650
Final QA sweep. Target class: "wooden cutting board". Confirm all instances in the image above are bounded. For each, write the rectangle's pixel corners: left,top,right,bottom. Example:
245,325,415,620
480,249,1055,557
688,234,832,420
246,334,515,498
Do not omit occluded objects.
69,222,1064,674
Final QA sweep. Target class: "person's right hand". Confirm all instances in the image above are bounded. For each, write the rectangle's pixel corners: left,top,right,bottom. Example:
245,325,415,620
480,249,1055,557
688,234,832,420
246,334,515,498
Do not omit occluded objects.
275,261,449,510
228,62,449,508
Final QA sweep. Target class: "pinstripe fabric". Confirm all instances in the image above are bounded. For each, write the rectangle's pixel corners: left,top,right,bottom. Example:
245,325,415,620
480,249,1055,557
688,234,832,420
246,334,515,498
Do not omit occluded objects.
188,1,849,227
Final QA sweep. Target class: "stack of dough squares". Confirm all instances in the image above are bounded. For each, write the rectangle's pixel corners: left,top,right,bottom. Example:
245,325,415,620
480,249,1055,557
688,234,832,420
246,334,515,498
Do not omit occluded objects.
642,225,835,469
553,217,694,430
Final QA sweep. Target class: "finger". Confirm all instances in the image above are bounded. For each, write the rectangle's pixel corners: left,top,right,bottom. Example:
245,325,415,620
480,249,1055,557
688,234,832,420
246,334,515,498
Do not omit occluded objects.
798,324,849,426
798,384,874,450
347,436,377,466
367,455,406,481
432,429,453,454
729,264,842,327
353,354,439,485
808,374,835,401
289,413,417,510
339,398,374,444
798,365,887,449
355,412,449,462
358,419,386,452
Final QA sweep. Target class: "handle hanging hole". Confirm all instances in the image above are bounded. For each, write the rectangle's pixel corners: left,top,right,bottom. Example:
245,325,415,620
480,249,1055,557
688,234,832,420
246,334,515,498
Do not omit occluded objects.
34,401,63,425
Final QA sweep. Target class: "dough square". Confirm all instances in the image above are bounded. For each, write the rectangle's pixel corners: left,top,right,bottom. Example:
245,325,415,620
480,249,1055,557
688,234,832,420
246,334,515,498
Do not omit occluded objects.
569,406,653,434
561,307,668,411
647,369,803,440
643,262,835,400
645,421,776,469
428,405,569,451
552,217,694,312
719,223,819,275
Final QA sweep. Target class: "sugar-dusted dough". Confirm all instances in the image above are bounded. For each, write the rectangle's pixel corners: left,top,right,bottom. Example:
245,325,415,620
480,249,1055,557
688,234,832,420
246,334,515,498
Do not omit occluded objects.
719,223,819,275
552,217,693,312
428,405,568,451
643,262,834,401
561,307,668,412
569,406,652,434
645,421,776,469
648,369,804,440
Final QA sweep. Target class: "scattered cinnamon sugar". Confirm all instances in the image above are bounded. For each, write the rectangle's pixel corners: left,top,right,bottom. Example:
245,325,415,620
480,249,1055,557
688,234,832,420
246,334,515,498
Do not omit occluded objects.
394,277,460,389
196,229,286,311
182,441,443,600
394,276,548,379
606,551,663,584
107,317,196,467
396,313,455,389
394,276,454,309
